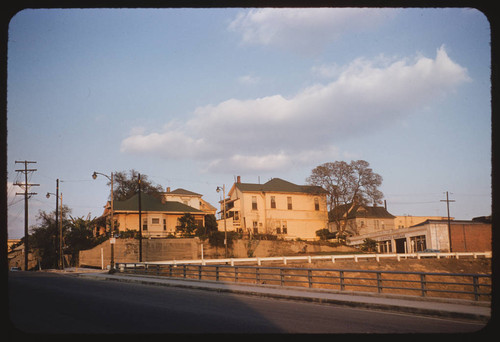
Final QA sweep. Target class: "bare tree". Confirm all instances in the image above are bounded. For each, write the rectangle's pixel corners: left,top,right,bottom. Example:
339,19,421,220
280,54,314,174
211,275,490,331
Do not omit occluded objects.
306,160,383,232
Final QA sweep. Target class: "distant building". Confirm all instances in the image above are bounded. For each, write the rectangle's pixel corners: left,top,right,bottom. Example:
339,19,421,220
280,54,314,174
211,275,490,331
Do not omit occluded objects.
394,215,452,229
347,219,492,253
330,203,396,236
217,177,329,240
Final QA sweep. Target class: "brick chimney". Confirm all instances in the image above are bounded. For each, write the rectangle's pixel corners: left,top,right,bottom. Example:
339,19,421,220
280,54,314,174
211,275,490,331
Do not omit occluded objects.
237,176,241,183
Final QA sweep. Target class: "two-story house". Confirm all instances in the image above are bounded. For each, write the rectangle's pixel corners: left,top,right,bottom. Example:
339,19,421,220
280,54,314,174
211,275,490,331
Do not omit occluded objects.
163,187,217,216
330,203,396,236
217,177,329,240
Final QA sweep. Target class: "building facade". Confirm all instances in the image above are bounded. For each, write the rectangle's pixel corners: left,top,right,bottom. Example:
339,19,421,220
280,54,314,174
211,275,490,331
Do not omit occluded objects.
330,203,396,236
217,177,329,240
347,219,492,253
100,193,206,238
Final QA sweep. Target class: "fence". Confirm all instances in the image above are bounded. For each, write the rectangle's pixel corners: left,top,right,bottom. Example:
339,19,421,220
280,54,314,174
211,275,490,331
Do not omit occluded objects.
122,251,491,267
115,261,491,302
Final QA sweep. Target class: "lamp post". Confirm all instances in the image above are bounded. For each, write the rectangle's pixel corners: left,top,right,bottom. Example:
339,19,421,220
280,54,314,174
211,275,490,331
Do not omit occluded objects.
216,184,227,258
92,171,115,271
46,179,63,269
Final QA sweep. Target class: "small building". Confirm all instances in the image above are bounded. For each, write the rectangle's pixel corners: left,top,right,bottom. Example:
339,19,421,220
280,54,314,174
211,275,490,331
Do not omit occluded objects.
100,193,206,238
347,219,492,253
217,177,329,240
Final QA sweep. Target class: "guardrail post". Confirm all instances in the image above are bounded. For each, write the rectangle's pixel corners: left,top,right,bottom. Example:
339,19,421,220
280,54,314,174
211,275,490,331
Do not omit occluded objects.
420,274,427,297
339,271,345,291
308,269,313,288
256,267,260,284
169,264,173,277
198,265,202,280
234,266,238,283
156,264,160,276
280,269,285,286
216,266,219,281
473,275,479,301
376,272,382,293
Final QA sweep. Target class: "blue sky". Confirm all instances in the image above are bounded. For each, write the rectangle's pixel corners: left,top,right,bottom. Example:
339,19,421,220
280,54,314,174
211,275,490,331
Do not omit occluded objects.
7,8,491,239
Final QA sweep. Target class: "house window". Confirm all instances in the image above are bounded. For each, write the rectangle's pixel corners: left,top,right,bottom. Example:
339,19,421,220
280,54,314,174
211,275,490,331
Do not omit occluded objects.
234,211,239,221
282,221,288,234
152,218,160,225
314,197,319,211
252,196,258,210
253,221,258,234
142,218,148,231
271,196,276,209
163,219,167,231
287,197,292,210
374,220,380,229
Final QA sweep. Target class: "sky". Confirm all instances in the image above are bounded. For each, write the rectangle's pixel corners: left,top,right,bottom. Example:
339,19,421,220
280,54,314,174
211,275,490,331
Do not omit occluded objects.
6,7,491,239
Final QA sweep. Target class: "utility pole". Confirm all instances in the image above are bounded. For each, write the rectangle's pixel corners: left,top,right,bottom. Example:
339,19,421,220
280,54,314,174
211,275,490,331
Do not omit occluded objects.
441,191,455,252
138,173,142,262
15,160,39,271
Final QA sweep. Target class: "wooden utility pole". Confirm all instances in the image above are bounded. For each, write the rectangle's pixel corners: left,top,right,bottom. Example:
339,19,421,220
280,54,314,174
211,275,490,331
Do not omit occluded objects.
138,173,142,262
441,191,455,252
14,160,39,271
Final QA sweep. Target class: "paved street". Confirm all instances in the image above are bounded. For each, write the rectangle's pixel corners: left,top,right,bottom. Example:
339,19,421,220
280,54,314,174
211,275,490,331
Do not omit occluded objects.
8,272,488,334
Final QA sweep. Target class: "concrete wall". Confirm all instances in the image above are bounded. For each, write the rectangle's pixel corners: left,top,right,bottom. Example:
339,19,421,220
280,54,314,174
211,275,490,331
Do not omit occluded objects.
79,238,199,268
79,238,358,267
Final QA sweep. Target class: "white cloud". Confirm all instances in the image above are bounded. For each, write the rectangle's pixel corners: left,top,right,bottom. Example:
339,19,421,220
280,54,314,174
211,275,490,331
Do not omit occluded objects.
238,74,260,85
121,46,469,173
228,8,398,54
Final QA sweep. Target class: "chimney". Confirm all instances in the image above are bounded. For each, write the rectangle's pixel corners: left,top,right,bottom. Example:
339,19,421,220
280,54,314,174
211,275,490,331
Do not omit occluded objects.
166,187,171,192
384,200,387,210
237,176,241,183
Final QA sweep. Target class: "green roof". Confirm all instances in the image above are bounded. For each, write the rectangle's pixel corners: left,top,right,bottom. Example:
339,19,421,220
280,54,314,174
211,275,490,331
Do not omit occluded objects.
235,178,327,194
113,193,203,213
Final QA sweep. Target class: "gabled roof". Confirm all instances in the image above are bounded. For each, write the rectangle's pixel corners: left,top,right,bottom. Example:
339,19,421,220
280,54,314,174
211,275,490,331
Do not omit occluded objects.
233,178,327,195
113,193,203,213
165,188,201,196
332,203,395,219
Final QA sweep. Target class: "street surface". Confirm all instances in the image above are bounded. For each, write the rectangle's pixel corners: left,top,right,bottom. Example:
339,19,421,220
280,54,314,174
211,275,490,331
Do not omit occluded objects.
8,272,487,334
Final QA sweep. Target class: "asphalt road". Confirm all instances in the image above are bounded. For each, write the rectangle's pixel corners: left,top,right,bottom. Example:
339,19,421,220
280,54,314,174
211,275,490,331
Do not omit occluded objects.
8,272,487,334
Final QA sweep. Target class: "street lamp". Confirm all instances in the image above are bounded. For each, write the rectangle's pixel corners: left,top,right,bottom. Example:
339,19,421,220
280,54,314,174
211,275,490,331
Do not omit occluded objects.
46,179,63,269
216,185,227,258
92,171,115,271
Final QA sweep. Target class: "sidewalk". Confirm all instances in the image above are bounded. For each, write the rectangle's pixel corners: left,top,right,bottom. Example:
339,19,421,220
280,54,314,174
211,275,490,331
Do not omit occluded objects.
73,271,491,323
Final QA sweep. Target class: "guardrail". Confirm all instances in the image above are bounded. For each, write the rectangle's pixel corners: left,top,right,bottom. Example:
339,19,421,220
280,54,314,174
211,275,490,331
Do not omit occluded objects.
124,251,492,267
115,261,491,302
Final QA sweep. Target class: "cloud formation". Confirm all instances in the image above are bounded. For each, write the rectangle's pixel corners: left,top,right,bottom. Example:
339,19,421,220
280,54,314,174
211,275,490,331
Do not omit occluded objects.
228,8,398,54
120,46,469,173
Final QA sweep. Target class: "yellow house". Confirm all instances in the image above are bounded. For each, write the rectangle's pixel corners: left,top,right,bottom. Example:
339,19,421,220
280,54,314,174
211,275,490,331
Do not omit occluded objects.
100,193,206,238
163,187,217,216
217,177,328,241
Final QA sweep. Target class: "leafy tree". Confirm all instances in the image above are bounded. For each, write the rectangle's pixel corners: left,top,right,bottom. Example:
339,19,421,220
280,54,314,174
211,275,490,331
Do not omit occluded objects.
65,215,107,265
361,238,377,252
176,213,197,236
109,169,164,201
307,160,383,232
315,228,336,241
29,205,71,269
195,214,218,237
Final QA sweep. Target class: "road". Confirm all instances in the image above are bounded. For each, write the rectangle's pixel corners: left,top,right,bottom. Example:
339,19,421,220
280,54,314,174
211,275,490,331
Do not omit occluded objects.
8,272,487,334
